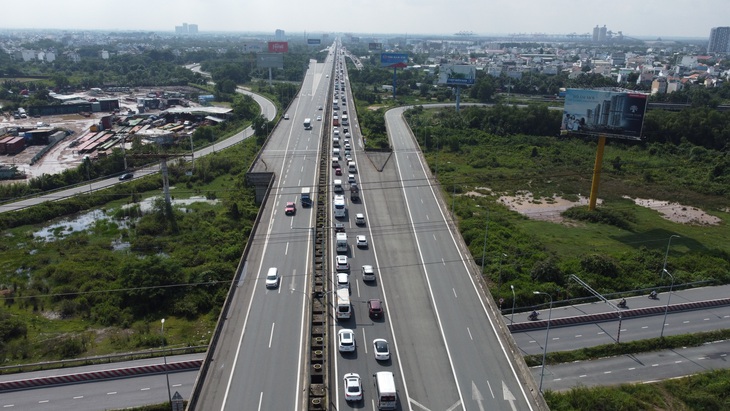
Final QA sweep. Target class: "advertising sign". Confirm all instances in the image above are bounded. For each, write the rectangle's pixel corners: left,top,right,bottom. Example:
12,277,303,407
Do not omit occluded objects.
268,41,289,53
561,89,648,140
438,64,476,86
307,38,321,45
380,53,408,68
369,42,382,51
257,53,284,69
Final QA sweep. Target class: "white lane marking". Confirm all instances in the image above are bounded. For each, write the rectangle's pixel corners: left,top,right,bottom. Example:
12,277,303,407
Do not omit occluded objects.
629,367,636,370
433,234,437,241
73,396,84,399
552,337,560,341
453,288,457,298
675,360,683,364
107,392,117,395
683,320,690,324
425,214,430,220
467,327,473,341
597,331,605,335
442,258,445,265
704,318,710,321
39,401,49,404
3,405,15,408
173,384,182,387
642,326,649,329
285,242,289,255
269,323,276,348
575,334,582,338
651,364,659,367
579,375,587,378
604,371,612,374
258,392,264,411
141,388,150,391
363,329,368,354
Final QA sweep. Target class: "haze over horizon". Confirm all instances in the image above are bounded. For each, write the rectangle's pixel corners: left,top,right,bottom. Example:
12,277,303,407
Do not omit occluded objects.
1,0,726,40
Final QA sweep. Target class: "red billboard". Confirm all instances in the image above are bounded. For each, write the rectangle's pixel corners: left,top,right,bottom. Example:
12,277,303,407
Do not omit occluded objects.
268,41,288,53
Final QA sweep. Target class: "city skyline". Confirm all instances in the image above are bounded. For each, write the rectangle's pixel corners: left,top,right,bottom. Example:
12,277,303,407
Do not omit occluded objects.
0,0,726,39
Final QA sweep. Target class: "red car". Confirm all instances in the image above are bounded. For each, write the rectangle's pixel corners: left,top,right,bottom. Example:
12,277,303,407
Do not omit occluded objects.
335,167,342,176
285,202,296,215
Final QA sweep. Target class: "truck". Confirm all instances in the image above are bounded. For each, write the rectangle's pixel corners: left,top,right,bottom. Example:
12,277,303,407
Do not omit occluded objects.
333,115,340,127
336,232,348,254
336,288,351,319
303,118,312,130
341,114,349,126
301,187,312,207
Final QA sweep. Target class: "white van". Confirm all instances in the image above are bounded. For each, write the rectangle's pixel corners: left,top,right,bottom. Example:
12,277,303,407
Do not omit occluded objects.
333,137,340,147
348,161,357,173
374,372,397,409
334,179,343,193
333,148,341,158
332,157,340,168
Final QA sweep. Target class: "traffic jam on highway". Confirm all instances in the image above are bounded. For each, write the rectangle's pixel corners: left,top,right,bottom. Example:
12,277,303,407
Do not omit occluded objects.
329,53,397,410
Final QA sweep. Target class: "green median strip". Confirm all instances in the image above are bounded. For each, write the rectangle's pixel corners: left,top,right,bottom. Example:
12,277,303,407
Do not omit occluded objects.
524,328,730,367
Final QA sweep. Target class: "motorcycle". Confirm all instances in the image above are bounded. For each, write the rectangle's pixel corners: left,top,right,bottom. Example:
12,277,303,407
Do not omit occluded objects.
617,300,627,309
528,311,539,321
648,291,659,300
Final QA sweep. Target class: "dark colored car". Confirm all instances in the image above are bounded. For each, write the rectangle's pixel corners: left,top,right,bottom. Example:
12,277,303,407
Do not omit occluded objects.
368,299,383,319
119,172,134,181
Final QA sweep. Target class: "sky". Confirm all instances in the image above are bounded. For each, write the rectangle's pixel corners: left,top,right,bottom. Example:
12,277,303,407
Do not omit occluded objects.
1,0,727,39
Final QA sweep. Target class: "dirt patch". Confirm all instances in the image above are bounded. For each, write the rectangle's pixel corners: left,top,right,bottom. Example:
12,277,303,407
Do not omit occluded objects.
498,192,597,223
625,196,722,226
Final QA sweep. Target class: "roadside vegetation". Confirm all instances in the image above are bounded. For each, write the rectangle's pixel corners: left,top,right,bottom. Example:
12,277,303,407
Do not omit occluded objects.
544,369,730,410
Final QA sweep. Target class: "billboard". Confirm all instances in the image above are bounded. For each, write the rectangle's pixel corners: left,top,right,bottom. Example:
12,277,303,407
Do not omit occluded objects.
257,53,284,69
307,38,321,45
380,53,408,68
561,89,649,140
369,42,382,51
268,41,288,53
438,64,476,86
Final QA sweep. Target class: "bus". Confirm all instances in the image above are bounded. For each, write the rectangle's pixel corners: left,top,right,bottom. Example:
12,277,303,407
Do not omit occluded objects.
303,118,312,130
373,372,397,409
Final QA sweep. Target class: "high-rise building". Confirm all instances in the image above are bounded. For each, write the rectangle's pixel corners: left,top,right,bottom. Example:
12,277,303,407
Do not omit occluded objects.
275,29,285,40
708,27,730,53
175,23,198,35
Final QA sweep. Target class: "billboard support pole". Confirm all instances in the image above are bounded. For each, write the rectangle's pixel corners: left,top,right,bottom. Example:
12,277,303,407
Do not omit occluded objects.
455,86,461,113
268,67,273,88
392,67,397,100
589,135,607,210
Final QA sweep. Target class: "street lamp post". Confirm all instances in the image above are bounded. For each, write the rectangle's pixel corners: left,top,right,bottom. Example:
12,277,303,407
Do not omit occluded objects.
160,319,172,409
533,291,553,394
497,253,507,296
480,209,490,275
661,235,680,279
510,285,516,324
660,269,675,338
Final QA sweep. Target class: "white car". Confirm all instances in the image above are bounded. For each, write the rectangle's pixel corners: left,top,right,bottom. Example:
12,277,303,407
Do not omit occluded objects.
338,329,356,352
373,338,390,361
355,213,366,226
348,174,356,184
336,255,350,272
336,272,350,290
316,115,322,121
344,143,351,150
343,373,362,402
356,235,368,248
265,267,280,289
